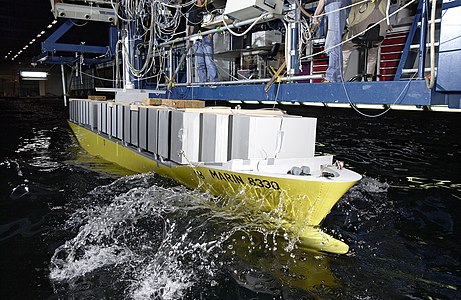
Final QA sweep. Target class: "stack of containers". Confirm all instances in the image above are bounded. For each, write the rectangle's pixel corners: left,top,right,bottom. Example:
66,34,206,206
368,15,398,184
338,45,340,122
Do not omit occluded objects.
69,99,318,165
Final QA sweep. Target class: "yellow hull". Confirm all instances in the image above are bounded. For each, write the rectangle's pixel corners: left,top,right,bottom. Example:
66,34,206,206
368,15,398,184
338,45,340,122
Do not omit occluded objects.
69,121,359,254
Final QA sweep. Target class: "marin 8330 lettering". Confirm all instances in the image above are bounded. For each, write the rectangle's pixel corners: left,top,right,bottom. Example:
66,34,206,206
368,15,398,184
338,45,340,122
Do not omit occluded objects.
202,169,280,190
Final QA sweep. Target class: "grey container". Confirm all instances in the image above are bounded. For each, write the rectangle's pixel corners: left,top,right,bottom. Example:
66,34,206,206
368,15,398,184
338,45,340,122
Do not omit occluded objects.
139,107,148,150
130,108,139,146
89,102,98,130
123,105,131,143
101,102,108,134
147,108,158,154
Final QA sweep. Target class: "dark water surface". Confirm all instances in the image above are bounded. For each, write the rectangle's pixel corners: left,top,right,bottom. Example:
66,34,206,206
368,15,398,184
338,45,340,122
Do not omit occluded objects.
0,97,459,299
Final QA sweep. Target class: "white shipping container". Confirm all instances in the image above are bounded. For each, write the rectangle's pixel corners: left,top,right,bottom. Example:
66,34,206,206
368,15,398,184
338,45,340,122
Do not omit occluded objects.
200,113,229,163
230,114,282,160
276,116,317,158
157,108,171,159
89,102,98,130
106,104,112,136
110,104,117,137
170,110,201,164
147,108,159,154
116,104,124,139
78,100,83,124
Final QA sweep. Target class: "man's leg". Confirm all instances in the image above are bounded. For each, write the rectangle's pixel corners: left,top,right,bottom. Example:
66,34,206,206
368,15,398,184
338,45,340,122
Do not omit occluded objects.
324,2,342,82
203,36,218,82
194,41,207,82
342,41,355,79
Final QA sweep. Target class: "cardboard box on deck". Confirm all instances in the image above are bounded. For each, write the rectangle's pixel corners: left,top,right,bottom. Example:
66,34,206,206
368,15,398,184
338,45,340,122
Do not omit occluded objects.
142,98,205,108
88,95,107,101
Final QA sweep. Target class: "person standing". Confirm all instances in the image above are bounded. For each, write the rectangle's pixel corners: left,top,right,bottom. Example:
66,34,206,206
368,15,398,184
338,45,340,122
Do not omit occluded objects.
187,0,218,82
342,0,389,79
313,0,351,82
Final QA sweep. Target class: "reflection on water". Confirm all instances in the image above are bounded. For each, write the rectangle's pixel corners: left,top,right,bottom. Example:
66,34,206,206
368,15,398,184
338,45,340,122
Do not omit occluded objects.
403,176,461,191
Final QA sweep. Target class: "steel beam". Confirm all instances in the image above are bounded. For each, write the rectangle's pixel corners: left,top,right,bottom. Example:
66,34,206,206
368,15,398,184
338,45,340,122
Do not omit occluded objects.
167,80,433,106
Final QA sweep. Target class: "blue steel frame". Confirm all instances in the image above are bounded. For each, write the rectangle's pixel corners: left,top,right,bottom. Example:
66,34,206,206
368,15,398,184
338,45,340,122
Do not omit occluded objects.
33,19,118,65
394,0,425,80
160,0,461,108
32,1,461,109
436,0,461,92
163,80,433,106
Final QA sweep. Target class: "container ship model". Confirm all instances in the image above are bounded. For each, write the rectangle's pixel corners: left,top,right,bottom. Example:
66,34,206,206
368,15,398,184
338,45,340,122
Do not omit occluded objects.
34,0,460,252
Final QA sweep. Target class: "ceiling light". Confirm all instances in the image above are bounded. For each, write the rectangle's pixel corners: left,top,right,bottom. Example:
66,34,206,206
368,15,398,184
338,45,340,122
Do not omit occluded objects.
23,46,28,49
47,24,53,28
29,41,33,44
18,50,22,54
4,56,7,59
37,34,42,38
20,71,48,80
40,31,45,35
52,20,57,24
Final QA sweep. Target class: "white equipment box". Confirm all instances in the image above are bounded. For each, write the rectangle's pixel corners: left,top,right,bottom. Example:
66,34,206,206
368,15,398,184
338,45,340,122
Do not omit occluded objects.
251,30,282,48
51,2,116,23
224,0,283,20
170,110,201,164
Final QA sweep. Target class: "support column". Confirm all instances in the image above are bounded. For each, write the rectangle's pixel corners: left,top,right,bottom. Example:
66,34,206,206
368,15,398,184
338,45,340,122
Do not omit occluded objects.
288,1,300,76
418,0,428,78
61,64,67,107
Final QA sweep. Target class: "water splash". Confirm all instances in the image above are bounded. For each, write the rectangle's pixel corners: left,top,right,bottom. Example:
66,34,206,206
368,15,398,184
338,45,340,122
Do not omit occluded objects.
50,174,232,299
51,245,133,281
50,173,337,299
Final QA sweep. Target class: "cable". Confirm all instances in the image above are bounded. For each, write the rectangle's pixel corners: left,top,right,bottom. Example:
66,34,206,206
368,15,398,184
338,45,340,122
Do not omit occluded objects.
294,0,313,17
222,13,272,37
341,72,418,118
